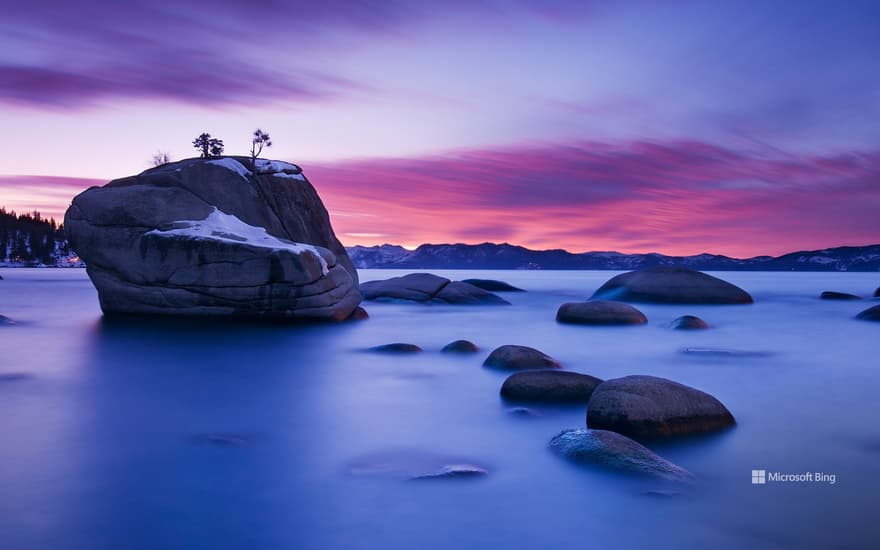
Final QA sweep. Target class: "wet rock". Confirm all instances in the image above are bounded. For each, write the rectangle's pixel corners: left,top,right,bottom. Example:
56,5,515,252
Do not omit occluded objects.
348,307,369,320
592,266,753,304
501,370,602,404
441,339,479,353
670,315,709,330
680,347,770,358
348,448,488,481
549,429,694,481
856,304,880,322
587,375,736,438
483,345,561,371
556,301,647,325
360,273,510,305
820,291,861,300
507,407,540,417
410,464,489,480
192,433,250,446
461,279,525,292
368,343,424,353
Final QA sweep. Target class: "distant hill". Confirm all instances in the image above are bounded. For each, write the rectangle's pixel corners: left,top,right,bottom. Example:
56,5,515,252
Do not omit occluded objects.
346,242,880,271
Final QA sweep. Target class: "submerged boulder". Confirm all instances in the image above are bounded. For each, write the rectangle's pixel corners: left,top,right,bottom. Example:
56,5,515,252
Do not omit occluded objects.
360,273,509,305
461,279,525,292
670,315,710,330
549,429,693,481
501,370,602,403
441,340,480,353
820,291,861,301
556,301,647,325
64,157,360,321
348,448,488,481
856,305,880,322
592,267,752,304
368,343,424,353
587,375,735,438
483,345,561,371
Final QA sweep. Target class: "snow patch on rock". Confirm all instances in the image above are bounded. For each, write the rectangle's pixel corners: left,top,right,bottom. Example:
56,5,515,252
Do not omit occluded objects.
147,208,328,274
207,158,251,179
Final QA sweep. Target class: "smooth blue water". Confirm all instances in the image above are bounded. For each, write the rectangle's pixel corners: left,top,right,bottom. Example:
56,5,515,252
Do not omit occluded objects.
1,268,878,549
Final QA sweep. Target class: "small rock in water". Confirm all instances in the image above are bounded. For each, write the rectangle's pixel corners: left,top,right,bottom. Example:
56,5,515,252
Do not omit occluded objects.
501,370,602,404
348,307,369,320
483,345,561,371
874,287,880,298
556,301,648,326
856,304,880,322
507,407,540,417
549,429,694,481
368,343,424,353
409,464,489,481
348,448,489,481
670,315,709,330
193,433,250,446
587,375,736,439
461,279,525,292
441,340,479,353
0,315,16,326
680,347,770,357
820,291,861,301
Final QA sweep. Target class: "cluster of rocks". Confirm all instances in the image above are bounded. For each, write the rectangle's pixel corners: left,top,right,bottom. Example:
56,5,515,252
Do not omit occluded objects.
360,273,510,305
366,339,480,354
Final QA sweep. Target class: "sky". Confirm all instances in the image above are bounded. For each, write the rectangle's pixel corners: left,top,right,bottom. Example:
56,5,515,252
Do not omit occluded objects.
0,0,878,256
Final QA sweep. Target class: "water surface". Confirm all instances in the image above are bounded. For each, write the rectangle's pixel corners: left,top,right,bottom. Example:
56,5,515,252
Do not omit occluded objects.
1,269,878,549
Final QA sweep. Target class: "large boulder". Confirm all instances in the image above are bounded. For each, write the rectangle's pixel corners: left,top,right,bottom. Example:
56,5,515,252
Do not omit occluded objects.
64,157,360,321
592,267,752,304
549,429,693,481
587,375,735,438
483,345,561,371
856,304,880,322
461,279,524,292
556,301,647,325
820,291,860,301
501,370,602,403
360,273,509,305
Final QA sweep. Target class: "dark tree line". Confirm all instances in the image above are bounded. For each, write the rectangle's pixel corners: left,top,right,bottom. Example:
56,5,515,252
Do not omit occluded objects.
0,208,68,264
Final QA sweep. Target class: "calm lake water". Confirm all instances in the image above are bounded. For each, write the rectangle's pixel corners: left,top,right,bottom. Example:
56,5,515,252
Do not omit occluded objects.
1,268,878,549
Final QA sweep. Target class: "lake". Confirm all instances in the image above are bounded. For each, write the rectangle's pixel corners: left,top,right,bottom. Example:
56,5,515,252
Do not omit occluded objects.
0,268,878,549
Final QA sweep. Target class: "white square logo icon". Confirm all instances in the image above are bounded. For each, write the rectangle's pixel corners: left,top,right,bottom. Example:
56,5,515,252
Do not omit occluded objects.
752,469,766,484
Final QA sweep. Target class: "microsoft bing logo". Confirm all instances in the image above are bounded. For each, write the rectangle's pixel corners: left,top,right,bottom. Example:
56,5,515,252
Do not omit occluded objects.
751,469,766,484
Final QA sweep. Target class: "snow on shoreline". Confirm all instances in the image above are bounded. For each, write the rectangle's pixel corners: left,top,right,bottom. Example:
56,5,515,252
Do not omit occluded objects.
146,208,329,274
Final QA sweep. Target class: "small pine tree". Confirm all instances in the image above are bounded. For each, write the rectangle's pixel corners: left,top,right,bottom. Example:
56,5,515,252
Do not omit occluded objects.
193,133,224,158
250,128,272,168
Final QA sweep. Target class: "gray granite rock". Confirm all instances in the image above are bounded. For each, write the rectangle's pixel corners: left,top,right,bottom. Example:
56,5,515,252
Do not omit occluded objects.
592,267,753,304
587,375,735,438
556,301,647,325
549,429,694,481
64,157,360,321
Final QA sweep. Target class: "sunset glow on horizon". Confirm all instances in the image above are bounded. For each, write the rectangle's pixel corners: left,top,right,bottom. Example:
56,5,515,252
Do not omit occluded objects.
1,0,878,257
